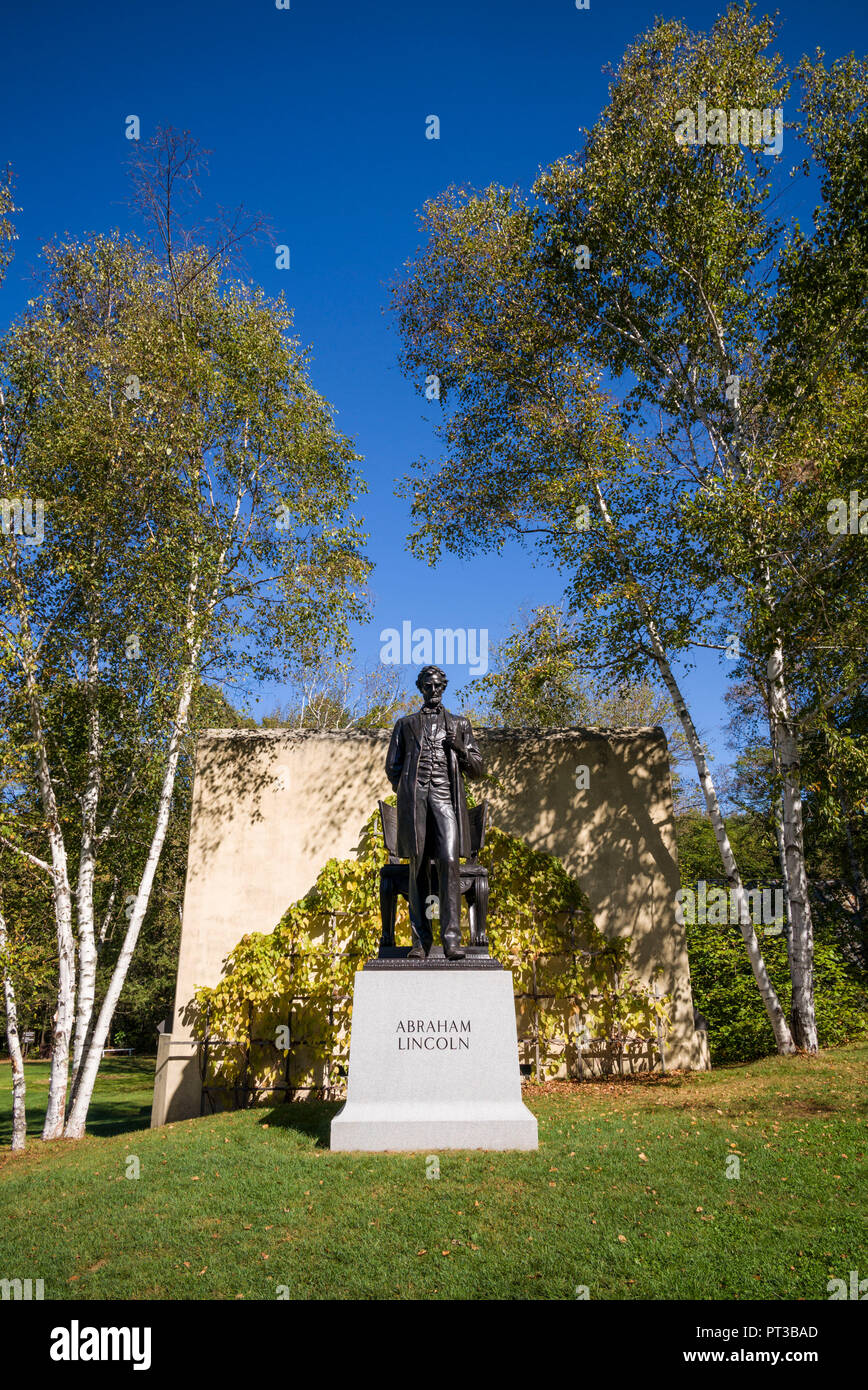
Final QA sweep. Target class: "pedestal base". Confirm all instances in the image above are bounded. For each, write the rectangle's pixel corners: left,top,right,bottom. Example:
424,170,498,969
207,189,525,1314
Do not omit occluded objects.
330,967,538,1151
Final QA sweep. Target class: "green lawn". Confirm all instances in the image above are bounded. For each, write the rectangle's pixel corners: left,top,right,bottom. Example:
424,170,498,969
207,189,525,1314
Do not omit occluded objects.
0,1056,156,1144
0,1046,865,1300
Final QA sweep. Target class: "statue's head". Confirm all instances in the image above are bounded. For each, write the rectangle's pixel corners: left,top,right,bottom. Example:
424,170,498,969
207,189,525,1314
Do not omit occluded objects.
416,665,448,705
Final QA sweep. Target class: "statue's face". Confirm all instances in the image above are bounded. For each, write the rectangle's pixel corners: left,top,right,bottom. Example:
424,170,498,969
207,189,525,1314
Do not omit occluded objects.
420,671,447,706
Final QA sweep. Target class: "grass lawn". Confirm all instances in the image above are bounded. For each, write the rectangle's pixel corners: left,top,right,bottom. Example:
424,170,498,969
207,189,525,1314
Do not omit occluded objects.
0,1056,156,1145
0,1045,864,1300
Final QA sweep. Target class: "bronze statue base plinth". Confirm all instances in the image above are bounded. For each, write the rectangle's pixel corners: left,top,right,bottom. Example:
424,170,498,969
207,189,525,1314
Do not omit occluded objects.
366,945,502,971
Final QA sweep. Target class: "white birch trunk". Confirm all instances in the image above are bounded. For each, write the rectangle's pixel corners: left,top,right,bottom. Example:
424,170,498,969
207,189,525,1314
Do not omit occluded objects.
40,804,76,1139
23,661,76,1140
774,794,794,938
71,630,101,1086
767,645,818,1050
0,907,27,1151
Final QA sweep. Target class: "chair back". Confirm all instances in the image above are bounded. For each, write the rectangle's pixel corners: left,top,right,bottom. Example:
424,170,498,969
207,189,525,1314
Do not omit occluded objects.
378,797,489,861
468,801,489,859
378,800,399,859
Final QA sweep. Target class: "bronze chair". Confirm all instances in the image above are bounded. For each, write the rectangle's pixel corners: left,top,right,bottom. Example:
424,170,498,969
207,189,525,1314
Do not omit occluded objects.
377,800,490,952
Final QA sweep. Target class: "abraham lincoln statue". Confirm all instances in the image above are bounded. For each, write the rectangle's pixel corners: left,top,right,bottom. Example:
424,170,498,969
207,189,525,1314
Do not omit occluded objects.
385,665,484,960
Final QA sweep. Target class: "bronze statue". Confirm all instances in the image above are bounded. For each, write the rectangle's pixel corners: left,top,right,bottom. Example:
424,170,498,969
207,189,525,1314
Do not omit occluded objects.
385,666,484,960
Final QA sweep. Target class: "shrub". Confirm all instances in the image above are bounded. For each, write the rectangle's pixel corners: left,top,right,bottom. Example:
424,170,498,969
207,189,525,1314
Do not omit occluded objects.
686,916,868,1064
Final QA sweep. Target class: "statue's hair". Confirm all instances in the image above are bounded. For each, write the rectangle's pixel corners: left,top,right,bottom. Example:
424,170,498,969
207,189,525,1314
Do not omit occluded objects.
416,665,448,692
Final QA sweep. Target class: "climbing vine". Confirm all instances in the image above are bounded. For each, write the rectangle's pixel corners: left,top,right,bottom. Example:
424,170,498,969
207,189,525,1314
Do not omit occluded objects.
190,806,669,1101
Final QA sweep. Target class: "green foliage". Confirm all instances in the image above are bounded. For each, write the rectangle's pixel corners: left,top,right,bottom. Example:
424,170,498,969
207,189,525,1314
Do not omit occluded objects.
192,808,669,1094
686,918,868,1065
469,604,692,790
676,809,779,886
470,605,586,728
678,810,868,1061
0,166,17,290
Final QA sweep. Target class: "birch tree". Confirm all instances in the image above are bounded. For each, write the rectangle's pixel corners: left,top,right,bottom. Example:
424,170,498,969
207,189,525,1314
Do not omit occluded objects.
0,136,371,1137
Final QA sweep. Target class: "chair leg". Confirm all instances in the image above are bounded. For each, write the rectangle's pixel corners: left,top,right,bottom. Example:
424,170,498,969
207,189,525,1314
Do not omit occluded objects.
379,874,397,949
468,896,477,947
474,875,489,948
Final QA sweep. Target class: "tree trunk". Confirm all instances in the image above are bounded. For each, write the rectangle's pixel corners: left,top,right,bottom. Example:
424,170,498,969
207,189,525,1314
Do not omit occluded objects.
767,646,818,1051
42,877,75,1140
773,795,793,936
29,706,76,1141
652,637,796,1054
0,906,27,1150
70,630,102,1091
0,520,76,1139
0,390,78,1138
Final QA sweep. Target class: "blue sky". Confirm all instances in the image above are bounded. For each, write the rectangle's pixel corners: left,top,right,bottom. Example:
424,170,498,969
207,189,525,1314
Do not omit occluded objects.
1,0,864,771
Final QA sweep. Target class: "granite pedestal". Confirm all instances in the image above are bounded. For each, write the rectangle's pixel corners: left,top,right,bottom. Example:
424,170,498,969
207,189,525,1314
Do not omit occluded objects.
330,959,538,1151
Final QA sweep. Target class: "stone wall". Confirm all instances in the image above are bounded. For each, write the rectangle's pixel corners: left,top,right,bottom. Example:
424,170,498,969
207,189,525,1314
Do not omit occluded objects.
150,725,708,1126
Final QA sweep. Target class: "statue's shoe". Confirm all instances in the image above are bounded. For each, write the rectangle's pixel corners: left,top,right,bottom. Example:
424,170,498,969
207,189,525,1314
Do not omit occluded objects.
444,946,466,961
